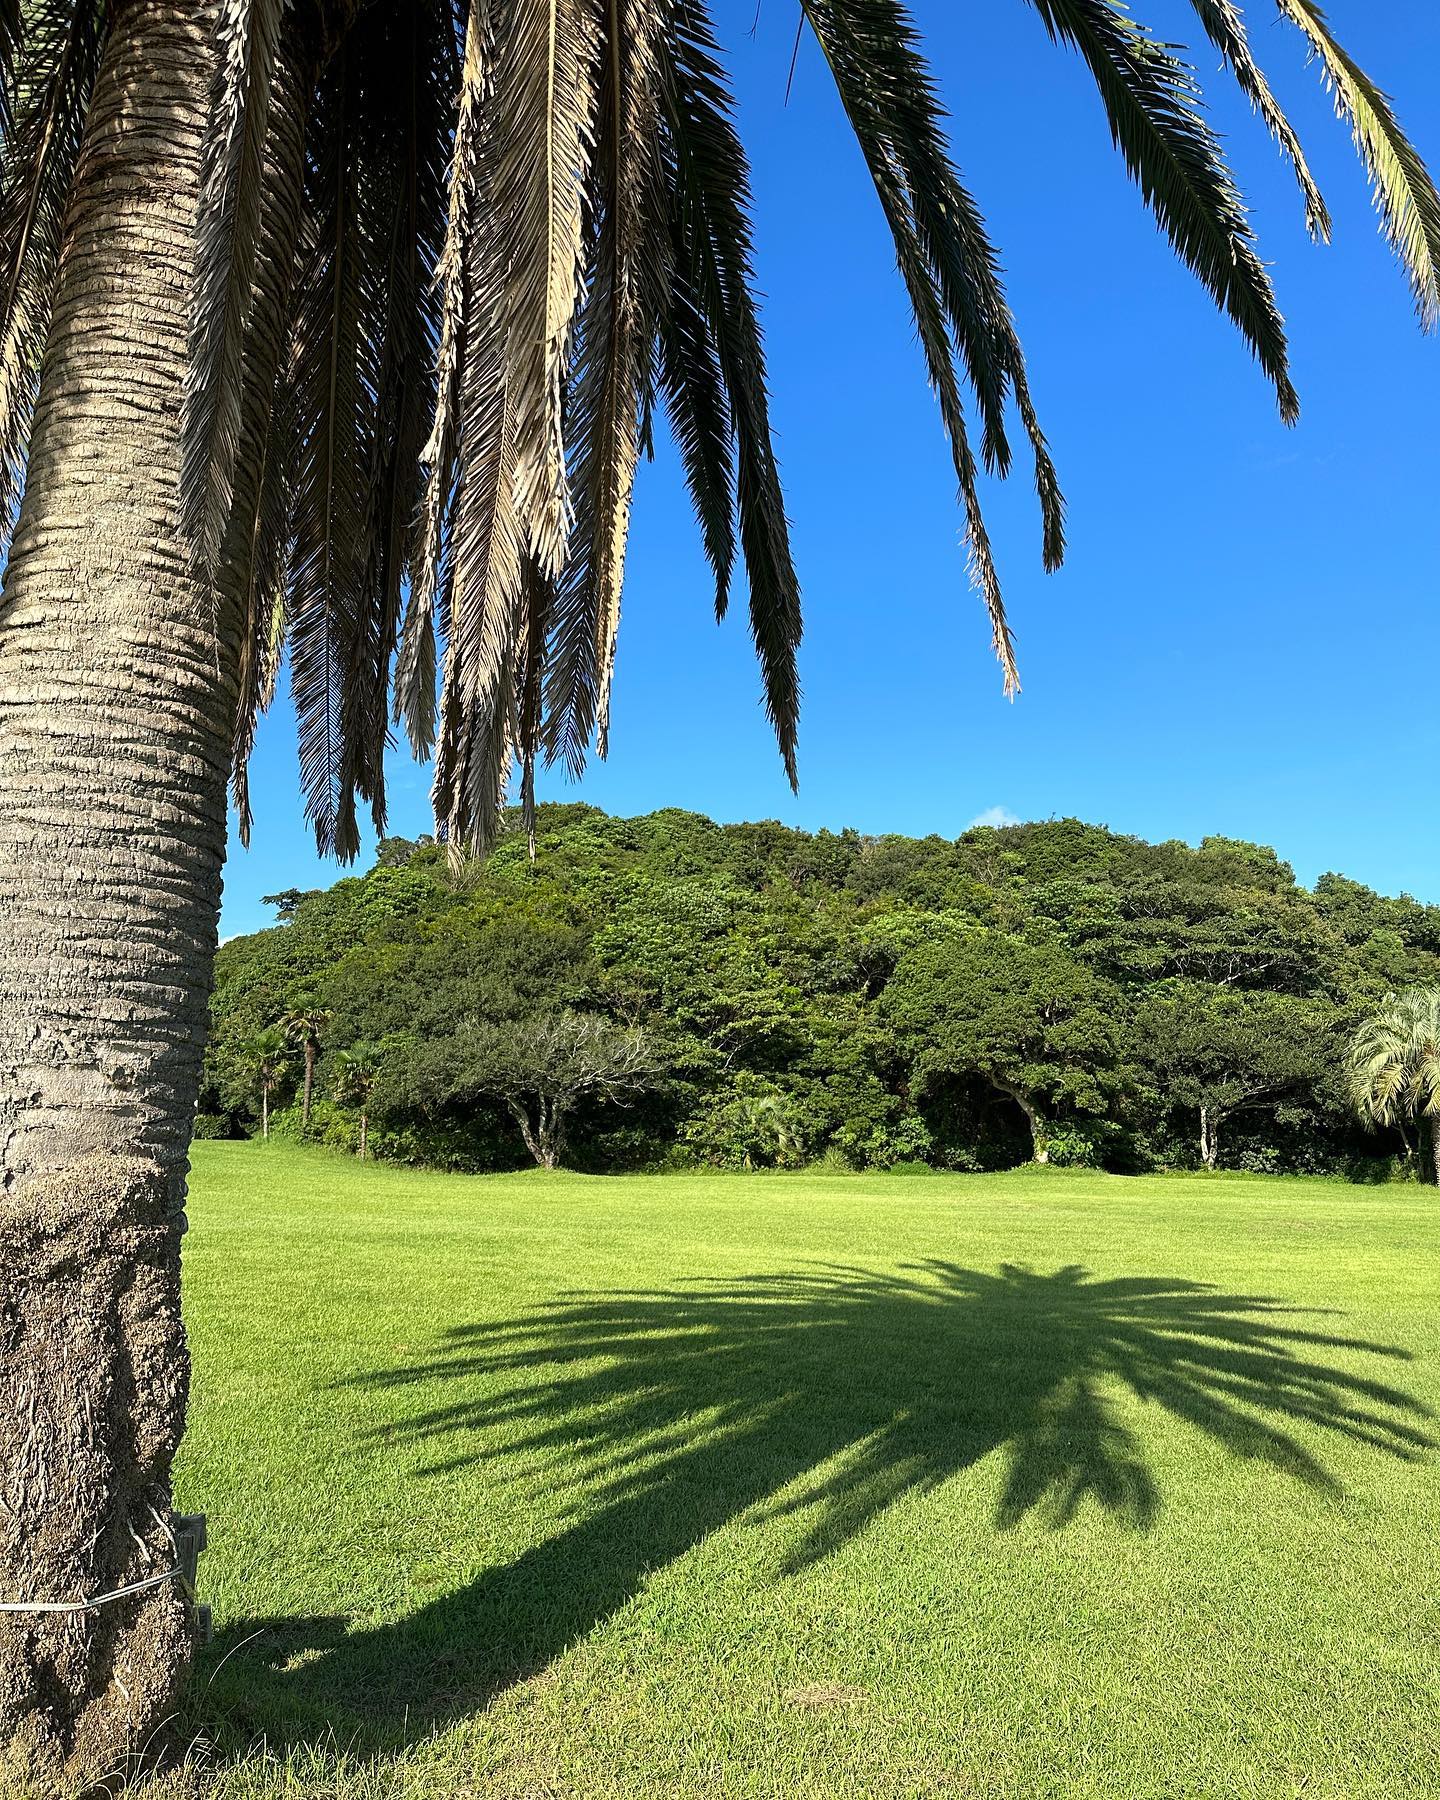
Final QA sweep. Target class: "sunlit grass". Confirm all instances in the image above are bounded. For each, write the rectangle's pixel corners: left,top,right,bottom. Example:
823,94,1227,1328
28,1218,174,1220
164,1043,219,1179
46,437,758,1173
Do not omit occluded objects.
169,1144,1440,1798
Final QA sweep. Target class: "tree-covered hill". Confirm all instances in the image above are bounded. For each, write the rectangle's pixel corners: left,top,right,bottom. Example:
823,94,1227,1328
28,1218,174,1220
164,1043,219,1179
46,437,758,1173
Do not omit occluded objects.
205,806,1440,1177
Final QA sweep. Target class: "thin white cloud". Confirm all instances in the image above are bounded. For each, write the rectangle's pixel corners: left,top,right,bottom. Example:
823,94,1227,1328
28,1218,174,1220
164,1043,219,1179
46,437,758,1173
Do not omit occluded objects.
966,806,1020,830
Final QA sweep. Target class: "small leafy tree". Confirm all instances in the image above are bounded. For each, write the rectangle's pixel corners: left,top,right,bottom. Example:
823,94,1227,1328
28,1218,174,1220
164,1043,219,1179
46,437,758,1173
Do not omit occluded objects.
1349,988,1440,1183
884,929,1125,1163
238,1027,291,1140
281,994,332,1129
1139,985,1334,1169
414,1013,656,1169
262,888,312,925
332,1044,383,1161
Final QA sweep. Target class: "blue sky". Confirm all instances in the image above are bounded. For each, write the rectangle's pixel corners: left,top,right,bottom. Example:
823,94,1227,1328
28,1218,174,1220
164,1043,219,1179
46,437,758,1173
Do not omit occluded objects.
221,2,1440,937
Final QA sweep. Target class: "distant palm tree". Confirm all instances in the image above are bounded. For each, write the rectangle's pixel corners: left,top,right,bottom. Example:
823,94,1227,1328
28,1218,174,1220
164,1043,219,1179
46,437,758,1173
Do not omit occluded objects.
1348,988,1440,1183
332,1043,382,1162
2,0,1439,1779
739,1090,804,1170
281,995,332,1129
239,1026,291,1141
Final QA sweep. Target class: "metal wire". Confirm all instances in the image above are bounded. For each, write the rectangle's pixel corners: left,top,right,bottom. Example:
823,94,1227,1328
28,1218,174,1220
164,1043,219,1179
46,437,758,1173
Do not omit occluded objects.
0,1566,181,1616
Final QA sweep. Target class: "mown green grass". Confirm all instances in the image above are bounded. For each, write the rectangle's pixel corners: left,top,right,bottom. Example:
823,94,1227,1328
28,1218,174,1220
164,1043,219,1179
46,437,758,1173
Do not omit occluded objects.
169,1144,1440,1799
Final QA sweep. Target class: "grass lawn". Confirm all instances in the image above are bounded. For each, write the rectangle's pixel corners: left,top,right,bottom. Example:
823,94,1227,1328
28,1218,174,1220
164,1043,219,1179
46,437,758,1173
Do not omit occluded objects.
167,1144,1440,1799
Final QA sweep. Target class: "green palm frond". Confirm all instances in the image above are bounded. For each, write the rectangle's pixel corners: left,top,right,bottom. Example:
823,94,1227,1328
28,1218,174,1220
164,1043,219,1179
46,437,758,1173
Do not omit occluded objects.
1025,0,1298,422
661,0,802,786
798,0,1032,690
655,253,735,620
0,1,104,555
1184,0,1329,240
285,34,373,860
1275,0,1440,329
344,0,450,834
800,0,1065,580
280,2,453,857
1349,987,1440,1133
801,0,1015,473
332,1041,381,1103
0,0,24,139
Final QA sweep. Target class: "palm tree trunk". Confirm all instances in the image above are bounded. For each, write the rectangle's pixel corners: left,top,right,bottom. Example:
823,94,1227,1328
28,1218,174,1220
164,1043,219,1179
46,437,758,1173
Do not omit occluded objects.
261,1084,270,1141
1419,1118,1436,1186
302,1043,315,1129
359,1110,368,1162
0,4,227,1784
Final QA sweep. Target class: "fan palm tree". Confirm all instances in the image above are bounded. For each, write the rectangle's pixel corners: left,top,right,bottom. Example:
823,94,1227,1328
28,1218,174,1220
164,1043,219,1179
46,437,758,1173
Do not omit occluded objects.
0,0,1438,1783
238,1025,291,1140
331,1041,381,1160
281,994,331,1129
1349,988,1440,1184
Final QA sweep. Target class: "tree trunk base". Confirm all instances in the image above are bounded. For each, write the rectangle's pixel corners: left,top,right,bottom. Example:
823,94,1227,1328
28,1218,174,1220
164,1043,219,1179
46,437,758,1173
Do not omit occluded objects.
0,1158,192,1791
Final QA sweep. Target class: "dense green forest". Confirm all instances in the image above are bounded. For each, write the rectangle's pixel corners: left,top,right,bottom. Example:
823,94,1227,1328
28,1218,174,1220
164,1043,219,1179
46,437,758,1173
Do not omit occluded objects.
204,805,1440,1178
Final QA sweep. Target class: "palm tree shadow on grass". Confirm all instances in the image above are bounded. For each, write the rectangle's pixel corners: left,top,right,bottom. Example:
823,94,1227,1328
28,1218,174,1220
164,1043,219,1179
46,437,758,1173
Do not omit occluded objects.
205,1262,1432,1756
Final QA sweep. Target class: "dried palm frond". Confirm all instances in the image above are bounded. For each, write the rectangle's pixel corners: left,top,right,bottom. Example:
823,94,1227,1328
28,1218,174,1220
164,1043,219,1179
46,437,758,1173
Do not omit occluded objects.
183,0,291,576
492,0,600,581
395,0,488,758
284,34,373,859
544,0,671,775
220,11,313,841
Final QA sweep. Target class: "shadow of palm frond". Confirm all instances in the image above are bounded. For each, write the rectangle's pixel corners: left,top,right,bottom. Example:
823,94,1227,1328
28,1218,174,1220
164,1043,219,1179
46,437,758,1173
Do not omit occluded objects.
207,1261,1430,1754
364,1261,1429,1544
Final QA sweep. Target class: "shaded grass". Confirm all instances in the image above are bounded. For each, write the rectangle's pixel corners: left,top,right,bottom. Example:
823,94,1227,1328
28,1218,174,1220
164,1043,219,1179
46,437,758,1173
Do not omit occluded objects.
166,1146,1440,1798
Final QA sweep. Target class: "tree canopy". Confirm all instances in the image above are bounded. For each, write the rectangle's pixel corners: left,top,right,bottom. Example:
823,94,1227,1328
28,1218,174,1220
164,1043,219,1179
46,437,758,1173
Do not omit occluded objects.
206,803,1436,1176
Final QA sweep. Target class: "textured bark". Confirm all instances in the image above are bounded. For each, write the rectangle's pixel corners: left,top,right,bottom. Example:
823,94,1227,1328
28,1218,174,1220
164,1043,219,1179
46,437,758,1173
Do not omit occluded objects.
0,1162,190,1793
505,1096,566,1169
1415,1120,1433,1186
0,2,228,1783
0,6,228,1194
